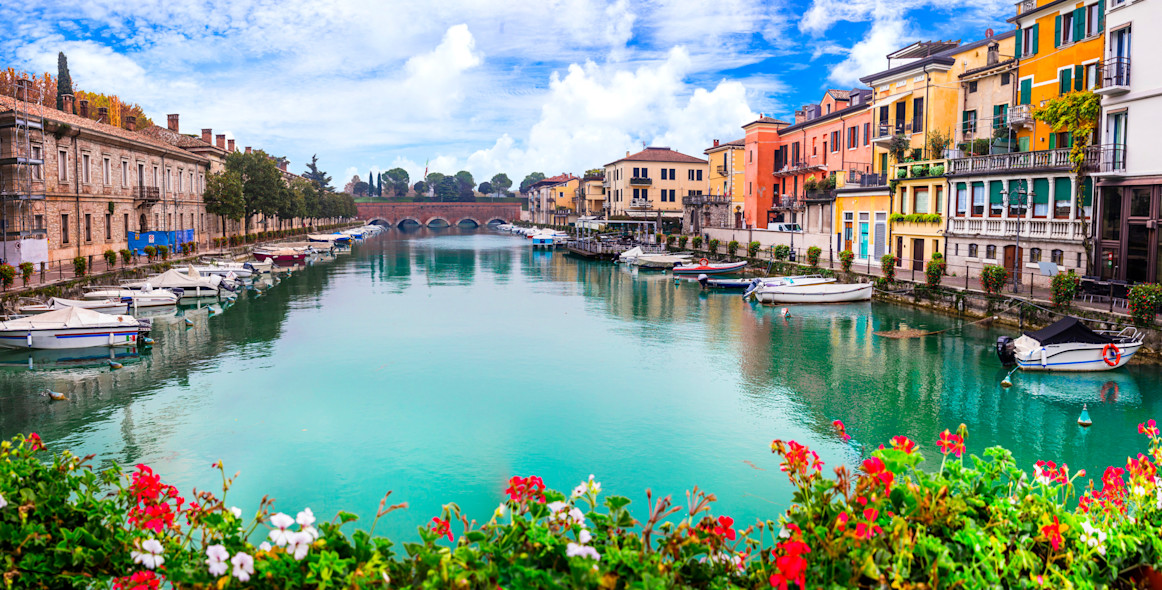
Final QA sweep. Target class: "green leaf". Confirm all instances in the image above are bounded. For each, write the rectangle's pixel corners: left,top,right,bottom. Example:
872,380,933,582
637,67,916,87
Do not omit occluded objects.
605,495,632,511
335,511,359,525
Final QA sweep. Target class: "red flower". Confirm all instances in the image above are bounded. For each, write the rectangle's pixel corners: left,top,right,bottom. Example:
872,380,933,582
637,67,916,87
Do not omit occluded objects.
853,507,883,540
25,432,43,451
835,512,849,532
1139,419,1159,438
889,436,916,454
768,539,811,590
936,430,964,458
504,475,546,505
430,517,453,542
777,440,823,482
713,516,737,541
861,457,893,491
1041,516,1063,551
1034,460,1068,485
125,465,184,533
1127,453,1157,481
832,419,851,442
113,570,161,590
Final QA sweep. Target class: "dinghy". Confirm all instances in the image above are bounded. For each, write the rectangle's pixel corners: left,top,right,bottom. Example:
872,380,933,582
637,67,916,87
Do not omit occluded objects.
20,292,178,315
752,282,872,304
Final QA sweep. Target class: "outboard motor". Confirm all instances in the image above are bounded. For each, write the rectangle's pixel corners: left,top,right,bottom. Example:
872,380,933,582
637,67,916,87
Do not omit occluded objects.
996,336,1016,366
697,274,709,289
742,278,762,300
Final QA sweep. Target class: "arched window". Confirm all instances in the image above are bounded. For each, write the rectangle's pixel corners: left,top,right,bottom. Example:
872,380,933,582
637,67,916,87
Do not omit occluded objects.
139,214,147,232
986,245,997,259
968,243,979,257
1051,249,1065,265
1030,248,1042,262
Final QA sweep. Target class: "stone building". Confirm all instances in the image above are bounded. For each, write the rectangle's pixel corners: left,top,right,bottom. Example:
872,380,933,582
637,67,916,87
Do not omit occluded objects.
604,147,708,225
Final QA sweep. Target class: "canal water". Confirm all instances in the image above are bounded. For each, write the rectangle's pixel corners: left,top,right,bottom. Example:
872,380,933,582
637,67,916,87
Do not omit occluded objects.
1,228,1159,540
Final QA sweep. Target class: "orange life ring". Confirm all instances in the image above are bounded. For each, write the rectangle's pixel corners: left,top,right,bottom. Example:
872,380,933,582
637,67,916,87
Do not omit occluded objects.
699,258,710,266
1102,343,1121,367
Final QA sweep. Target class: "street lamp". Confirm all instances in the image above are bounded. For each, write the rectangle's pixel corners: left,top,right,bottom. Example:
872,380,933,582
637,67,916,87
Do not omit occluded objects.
1001,180,1032,293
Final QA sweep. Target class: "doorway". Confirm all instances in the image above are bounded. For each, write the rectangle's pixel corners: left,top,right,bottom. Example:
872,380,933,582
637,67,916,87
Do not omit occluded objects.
912,238,925,271
1003,245,1023,278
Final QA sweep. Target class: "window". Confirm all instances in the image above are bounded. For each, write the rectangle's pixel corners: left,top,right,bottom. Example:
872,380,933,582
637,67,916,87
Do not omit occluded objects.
1019,78,1032,105
58,150,68,181
1051,249,1064,265
863,122,870,146
661,168,668,180
1019,25,1037,56
848,126,858,149
968,81,978,93
34,215,43,230
1001,72,1011,85
105,213,111,240
914,188,929,214
1030,248,1042,263
826,103,831,114
1086,3,1100,37
102,157,110,185
830,131,839,152
152,166,158,187
1058,67,1073,95
912,97,924,132
1060,11,1075,45
178,169,183,193
81,153,91,183
969,243,979,258
84,214,91,242
31,145,43,180
956,183,967,215
696,169,702,181
61,214,69,244
986,245,997,259
962,110,977,136
1054,177,1072,218
971,182,985,216
670,168,676,180
1085,63,1098,90
124,214,129,237
166,170,172,192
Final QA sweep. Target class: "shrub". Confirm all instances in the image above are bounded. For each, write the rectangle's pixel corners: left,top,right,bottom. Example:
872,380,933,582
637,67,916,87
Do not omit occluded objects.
72,256,86,277
980,264,1009,294
910,164,928,177
896,168,908,179
804,176,819,191
665,234,676,249
930,164,945,176
806,246,822,267
925,256,947,287
692,236,703,249
677,235,689,249
144,245,157,260
708,238,719,254
839,249,855,272
773,244,791,260
1050,270,1081,309
19,261,33,286
120,248,132,265
889,212,905,222
880,254,898,282
0,263,13,290
103,249,117,268
158,245,169,260
1128,283,1162,326
747,241,760,258
727,240,739,257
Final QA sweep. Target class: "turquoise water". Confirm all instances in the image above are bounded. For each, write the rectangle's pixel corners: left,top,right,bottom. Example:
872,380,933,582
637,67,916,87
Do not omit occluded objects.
1,228,1160,541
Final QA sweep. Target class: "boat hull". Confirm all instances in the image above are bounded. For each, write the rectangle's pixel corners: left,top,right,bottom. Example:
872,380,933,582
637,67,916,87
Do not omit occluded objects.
253,252,307,265
0,326,140,349
756,283,873,304
672,262,748,275
1016,341,1142,371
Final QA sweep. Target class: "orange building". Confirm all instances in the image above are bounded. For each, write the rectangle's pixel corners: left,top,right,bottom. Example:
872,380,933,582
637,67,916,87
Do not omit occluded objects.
741,116,788,228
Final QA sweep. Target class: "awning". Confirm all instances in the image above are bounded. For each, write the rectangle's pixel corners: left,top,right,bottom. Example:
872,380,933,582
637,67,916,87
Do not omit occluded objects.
873,89,913,106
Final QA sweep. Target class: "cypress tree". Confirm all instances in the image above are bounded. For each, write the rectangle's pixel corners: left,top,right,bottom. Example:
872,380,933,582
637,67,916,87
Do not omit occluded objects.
56,52,73,112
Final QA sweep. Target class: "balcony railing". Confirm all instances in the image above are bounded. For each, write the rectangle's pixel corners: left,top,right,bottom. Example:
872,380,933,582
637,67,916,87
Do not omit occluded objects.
133,185,160,204
771,195,805,209
773,160,825,176
1009,105,1034,128
948,217,1085,241
629,199,652,209
628,177,652,186
948,148,1077,175
846,169,888,188
1092,145,1127,174
803,189,837,201
874,120,916,140
716,165,727,176
683,194,732,206
1097,57,1131,96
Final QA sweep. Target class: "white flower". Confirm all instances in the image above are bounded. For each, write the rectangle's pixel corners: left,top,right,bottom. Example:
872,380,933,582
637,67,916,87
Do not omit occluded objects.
259,542,272,552
566,542,600,560
1133,485,1146,497
231,552,255,582
571,484,586,499
0,493,6,509
131,538,165,570
494,503,507,519
206,544,229,576
579,529,592,544
269,512,295,546
287,531,313,561
778,527,791,539
230,506,242,519
296,507,315,528
572,475,601,499
1080,521,1108,556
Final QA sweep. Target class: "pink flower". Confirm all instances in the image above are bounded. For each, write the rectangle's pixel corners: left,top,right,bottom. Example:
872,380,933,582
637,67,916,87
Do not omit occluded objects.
230,551,254,582
430,517,453,542
937,430,964,458
832,420,851,442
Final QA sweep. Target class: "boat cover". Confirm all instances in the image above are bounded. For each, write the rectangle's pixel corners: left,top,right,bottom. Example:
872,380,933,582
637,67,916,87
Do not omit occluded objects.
136,268,219,290
1023,316,1112,345
0,306,137,329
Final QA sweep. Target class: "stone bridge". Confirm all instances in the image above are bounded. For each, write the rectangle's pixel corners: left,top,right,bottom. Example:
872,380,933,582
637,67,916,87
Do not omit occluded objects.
357,202,521,228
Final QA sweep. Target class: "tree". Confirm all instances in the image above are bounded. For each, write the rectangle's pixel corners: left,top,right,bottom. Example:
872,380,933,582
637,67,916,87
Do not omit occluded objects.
426,172,445,190
382,168,410,197
453,170,475,201
302,154,333,193
413,181,429,197
520,172,545,193
434,176,459,201
351,181,370,197
342,174,362,194
478,181,493,196
203,171,245,241
1035,90,1102,273
56,52,73,112
368,171,376,197
224,150,284,233
490,173,512,198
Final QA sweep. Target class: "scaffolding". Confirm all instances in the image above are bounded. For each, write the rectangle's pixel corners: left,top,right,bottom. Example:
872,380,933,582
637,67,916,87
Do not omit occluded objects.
0,78,48,265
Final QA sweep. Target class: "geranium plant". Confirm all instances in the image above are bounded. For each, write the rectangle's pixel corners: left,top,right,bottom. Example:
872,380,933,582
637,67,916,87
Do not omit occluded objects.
880,254,897,283
806,246,821,267
1127,283,1162,326
1051,270,1081,309
839,250,855,273
980,264,1009,294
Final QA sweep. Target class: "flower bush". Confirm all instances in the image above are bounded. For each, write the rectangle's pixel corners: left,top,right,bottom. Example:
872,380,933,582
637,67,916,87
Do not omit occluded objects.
120,248,133,266
727,240,739,258
72,256,86,277
19,261,33,286
678,235,689,250
880,254,897,283
1127,283,1162,326
747,241,760,258
0,263,14,290
924,254,946,288
839,249,855,273
708,239,720,254
158,245,169,261
143,246,157,260
692,236,703,249
980,264,1009,295
666,234,677,249
806,246,821,267
104,249,118,269
1051,270,1081,309
7,421,1162,589
773,244,791,261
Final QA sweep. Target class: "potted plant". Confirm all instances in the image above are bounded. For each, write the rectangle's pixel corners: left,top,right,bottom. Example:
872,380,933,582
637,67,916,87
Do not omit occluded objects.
880,254,898,283
980,264,1009,294
806,246,821,267
0,263,14,290
839,249,855,273
925,253,947,288
158,245,169,261
708,239,719,254
774,244,791,260
144,246,157,261
678,235,689,250
727,240,739,258
72,256,86,278
19,261,33,286
120,248,132,266
692,236,703,250
747,241,760,258
103,249,117,270
1127,283,1162,326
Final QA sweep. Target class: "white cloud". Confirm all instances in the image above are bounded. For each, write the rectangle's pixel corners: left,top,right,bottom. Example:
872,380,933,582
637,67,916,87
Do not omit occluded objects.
827,15,908,86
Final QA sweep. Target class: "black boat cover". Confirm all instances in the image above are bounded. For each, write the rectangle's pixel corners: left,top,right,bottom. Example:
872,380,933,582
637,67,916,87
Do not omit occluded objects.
1023,316,1113,345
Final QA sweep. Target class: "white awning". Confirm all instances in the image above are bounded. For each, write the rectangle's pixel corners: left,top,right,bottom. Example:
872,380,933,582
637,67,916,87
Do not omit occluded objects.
873,89,914,106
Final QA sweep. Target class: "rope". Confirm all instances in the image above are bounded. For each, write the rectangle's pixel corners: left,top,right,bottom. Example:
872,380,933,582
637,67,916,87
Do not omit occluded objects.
874,300,1024,339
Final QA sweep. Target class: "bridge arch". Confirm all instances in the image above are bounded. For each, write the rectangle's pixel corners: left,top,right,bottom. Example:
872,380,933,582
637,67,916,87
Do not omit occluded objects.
396,216,421,227
426,216,451,228
456,217,481,228
368,218,392,227
485,218,507,226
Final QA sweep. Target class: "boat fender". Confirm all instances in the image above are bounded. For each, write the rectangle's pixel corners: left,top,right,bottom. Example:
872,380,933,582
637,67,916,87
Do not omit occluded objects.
47,390,67,401
184,317,194,327
108,360,123,370
1102,343,1121,367
1040,348,1047,368
26,331,32,348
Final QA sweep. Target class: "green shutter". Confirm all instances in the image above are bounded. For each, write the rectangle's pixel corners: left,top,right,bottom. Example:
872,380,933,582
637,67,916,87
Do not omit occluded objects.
1032,24,1040,54
1015,27,1023,58
1082,177,1093,206
1019,136,1030,152
1066,132,1073,148
1060,68,1072,95
1049,132,1057,149
990,180,1004,204
1074,7,1085,41
962,110,970,134
1033,178,1050,204
1054,177,1072,203
1020,78,1032,105
1098,0,1105,31
1074,65,1084,90
1054,14,1062,47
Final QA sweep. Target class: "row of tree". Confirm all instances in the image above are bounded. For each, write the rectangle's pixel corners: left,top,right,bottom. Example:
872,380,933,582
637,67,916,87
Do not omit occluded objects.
345,169,550,200
0,55,153,129
203,151,356,238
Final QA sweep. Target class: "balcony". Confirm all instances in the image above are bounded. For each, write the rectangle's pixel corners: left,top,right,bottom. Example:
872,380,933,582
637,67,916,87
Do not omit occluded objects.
1090,144,1127,176
1096,57,1131,97
872,120,916,144
716,165,727,176
133,185,160,206
628,177,652,186
771,195,805,209
894,159,947,181
629,198,652,209
1016,0,1036,14
948,217,1085,242
773,160,825,176
683,194,731,206
1009,105,1034,129
947,148,1078,175
803,189,837,202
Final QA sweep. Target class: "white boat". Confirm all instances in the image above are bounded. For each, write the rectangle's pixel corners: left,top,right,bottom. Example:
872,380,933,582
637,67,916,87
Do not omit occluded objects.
81,285,183,305
0,306,147,349
742,275,836,299
634,254,695,269
998,317,1144,372
752,281,872,304
122,267,225,298
191,262,258,278
20,292,178,315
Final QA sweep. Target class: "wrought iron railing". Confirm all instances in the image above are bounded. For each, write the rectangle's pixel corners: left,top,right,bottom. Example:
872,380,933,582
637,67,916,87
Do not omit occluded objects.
1100,56,1131,89
628,177,652,186
948,148,1078,175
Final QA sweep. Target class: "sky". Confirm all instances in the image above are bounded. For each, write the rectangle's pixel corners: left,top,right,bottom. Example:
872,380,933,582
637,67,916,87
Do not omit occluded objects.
2,0,1013,190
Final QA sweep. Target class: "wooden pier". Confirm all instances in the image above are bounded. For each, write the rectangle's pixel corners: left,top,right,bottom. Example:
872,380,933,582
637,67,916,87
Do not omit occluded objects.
565,240,664,260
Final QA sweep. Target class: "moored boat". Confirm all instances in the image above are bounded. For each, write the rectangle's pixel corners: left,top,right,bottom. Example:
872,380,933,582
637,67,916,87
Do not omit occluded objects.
20,292,179,315
997,316,1143,372
672,258,748,275
253,248,309,265
0,307,147,349
122,268,225,298
751,281,871,304
696,276,754,290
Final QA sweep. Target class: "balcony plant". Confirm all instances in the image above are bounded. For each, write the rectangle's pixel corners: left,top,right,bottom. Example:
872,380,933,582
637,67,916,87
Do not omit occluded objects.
880,254,897,283
72,256,86,278
708,239,719,254
1050,270,1081,309
804,177,818,192
678,235,688,250
747,241,760,258
980,264,1009,295
19,261,33,286
727,240,739,258
666,234,676,250
926,128,952,159
929,164,945,176
925,253,946,288
692,236,703,249
104,249,117,269
120,248,133,266
1127,283,1162,326
806,246,821,267
0,263,13,290
839,249,855,273
896,168,907,179
822,174,836,190
889,212,905,222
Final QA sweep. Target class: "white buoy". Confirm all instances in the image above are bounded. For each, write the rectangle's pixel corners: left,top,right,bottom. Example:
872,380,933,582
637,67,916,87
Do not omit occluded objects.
781,307,791,318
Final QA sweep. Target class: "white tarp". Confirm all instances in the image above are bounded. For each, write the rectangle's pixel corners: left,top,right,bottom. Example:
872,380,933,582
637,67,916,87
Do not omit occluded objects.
0,306,137,330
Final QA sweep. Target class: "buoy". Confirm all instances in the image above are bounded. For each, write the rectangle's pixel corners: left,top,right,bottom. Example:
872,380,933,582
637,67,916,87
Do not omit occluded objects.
108,360,123,370
47,390,67,401
781,307,791,318
184,317,194,326
1078,404,1093,427
141,337,154,345
1001,367,1016,388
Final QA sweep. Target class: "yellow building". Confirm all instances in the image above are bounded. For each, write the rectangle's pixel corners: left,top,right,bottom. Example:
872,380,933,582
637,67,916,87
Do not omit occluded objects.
576,172,605,216
604,147,708,223
889,158,947,271
703,138,745,228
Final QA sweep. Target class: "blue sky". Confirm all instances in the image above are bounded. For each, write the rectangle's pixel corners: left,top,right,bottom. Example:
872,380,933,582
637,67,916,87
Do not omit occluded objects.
3,0,1011,189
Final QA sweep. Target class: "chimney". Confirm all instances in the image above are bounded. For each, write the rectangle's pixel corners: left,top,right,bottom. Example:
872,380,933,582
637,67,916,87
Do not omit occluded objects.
227,139,235,152
279,161,287,172
245,146,252,154
78,99,89,119
713,139,720,147
97,107,109,123
201,128,212,143
167,114,179,132
61,93,74,114
125,115,137,132
216,134,226,149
